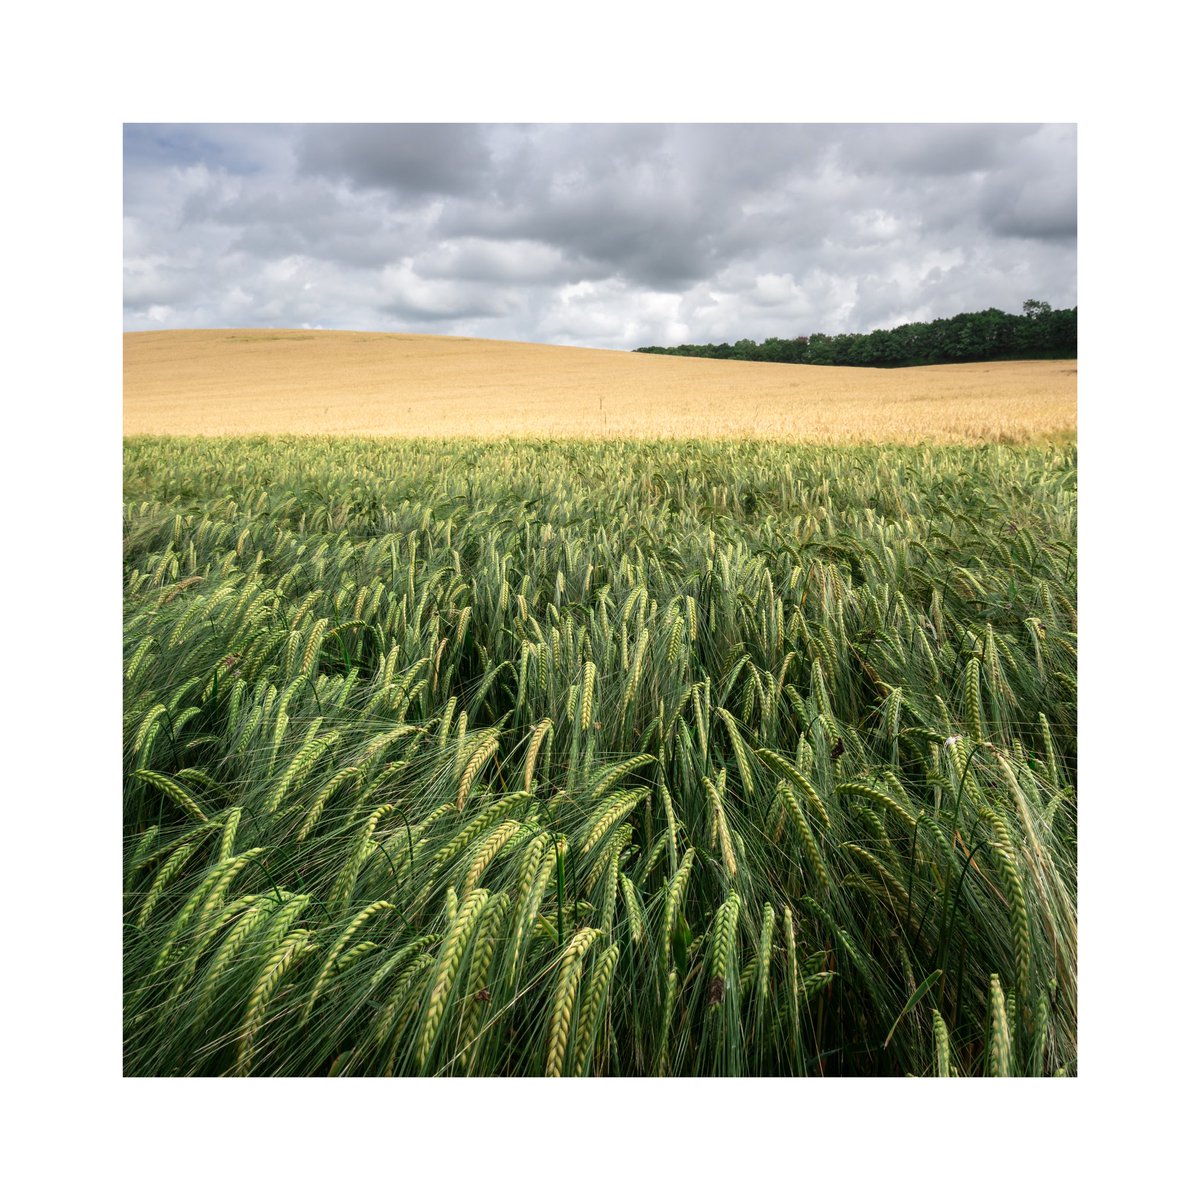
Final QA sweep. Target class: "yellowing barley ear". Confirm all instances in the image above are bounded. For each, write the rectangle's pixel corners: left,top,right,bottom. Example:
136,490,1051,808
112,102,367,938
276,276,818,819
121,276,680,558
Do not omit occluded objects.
192,897,276,1027
151,849,253,975
330,803,393,913
755,748,830,827
587,753,655,800
835,780,916,830
507,837,557,988
657,968,679,1076
137,834,210,929
302,900,394,1026
453,605,471,648
218,807,242,860
782,906,800,1047
598,846,621,932
658,782,679,875
982,806,1032,1001
462,820,520,893
703,775,737,878
416,888,490,1072
776,782,829,892
572,942,620,1076
235,929,314,1076
716,707,755,798
667,615,685,664
438,697,458,752
264,730,339,814
546,927,601,1077
297,765,363,842
133,769,208,824
933,1009,952,1077
966,656,984,742
579,661,597,730
661,848,696,971
988,975,1013,1077
621,628,650,713
708,892,741,1005
620,874,645,944
1030,991,1050,1076
755,903,775,1005
579,789,642,857
300,616,328,677
523,718,553,793
456,732,500,810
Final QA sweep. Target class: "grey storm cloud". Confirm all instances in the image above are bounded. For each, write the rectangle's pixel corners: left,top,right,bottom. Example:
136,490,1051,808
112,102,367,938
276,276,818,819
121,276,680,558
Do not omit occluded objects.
124,123,1076,348
300,123,495,197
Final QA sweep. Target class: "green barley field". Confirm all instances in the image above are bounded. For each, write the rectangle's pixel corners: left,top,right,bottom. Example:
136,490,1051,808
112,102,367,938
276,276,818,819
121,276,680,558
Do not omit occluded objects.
123,437,1076,1076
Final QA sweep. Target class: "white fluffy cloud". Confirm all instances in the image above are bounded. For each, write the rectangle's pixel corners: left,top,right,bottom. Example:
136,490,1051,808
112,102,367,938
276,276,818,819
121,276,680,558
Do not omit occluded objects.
124,124,1076,348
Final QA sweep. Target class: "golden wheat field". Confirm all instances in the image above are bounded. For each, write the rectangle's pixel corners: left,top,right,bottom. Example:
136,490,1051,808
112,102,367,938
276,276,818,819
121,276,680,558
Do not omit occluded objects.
123,329,1076,442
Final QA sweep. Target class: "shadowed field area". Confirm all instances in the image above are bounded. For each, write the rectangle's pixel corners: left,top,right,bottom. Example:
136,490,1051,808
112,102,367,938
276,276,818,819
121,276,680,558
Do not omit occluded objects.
124,329,1076,442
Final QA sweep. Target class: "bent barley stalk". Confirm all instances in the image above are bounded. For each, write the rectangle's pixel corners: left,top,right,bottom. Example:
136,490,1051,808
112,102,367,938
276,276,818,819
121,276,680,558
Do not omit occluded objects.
456,734,500,810
302,900,394,1025
416,888,489,1072
523,718,554,793
573,942,620,1076
462,820,520,893
703,776,738,878
235,929,314,1076
546,927,601,1077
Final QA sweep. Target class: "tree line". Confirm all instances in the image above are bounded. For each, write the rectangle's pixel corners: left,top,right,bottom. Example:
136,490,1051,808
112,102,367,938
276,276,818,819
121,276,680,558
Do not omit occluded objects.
634,300,1076,367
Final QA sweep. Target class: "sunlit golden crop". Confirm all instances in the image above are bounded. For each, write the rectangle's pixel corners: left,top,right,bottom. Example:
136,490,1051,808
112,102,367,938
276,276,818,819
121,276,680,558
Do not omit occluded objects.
124,329,1076,443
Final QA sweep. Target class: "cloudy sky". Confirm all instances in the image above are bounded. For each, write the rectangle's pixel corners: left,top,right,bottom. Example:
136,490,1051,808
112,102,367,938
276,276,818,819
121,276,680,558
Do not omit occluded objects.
124,123,1076,349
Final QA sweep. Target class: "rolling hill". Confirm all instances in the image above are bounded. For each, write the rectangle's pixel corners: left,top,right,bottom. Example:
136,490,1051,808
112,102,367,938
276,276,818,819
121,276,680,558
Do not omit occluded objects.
124,329,1076,442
